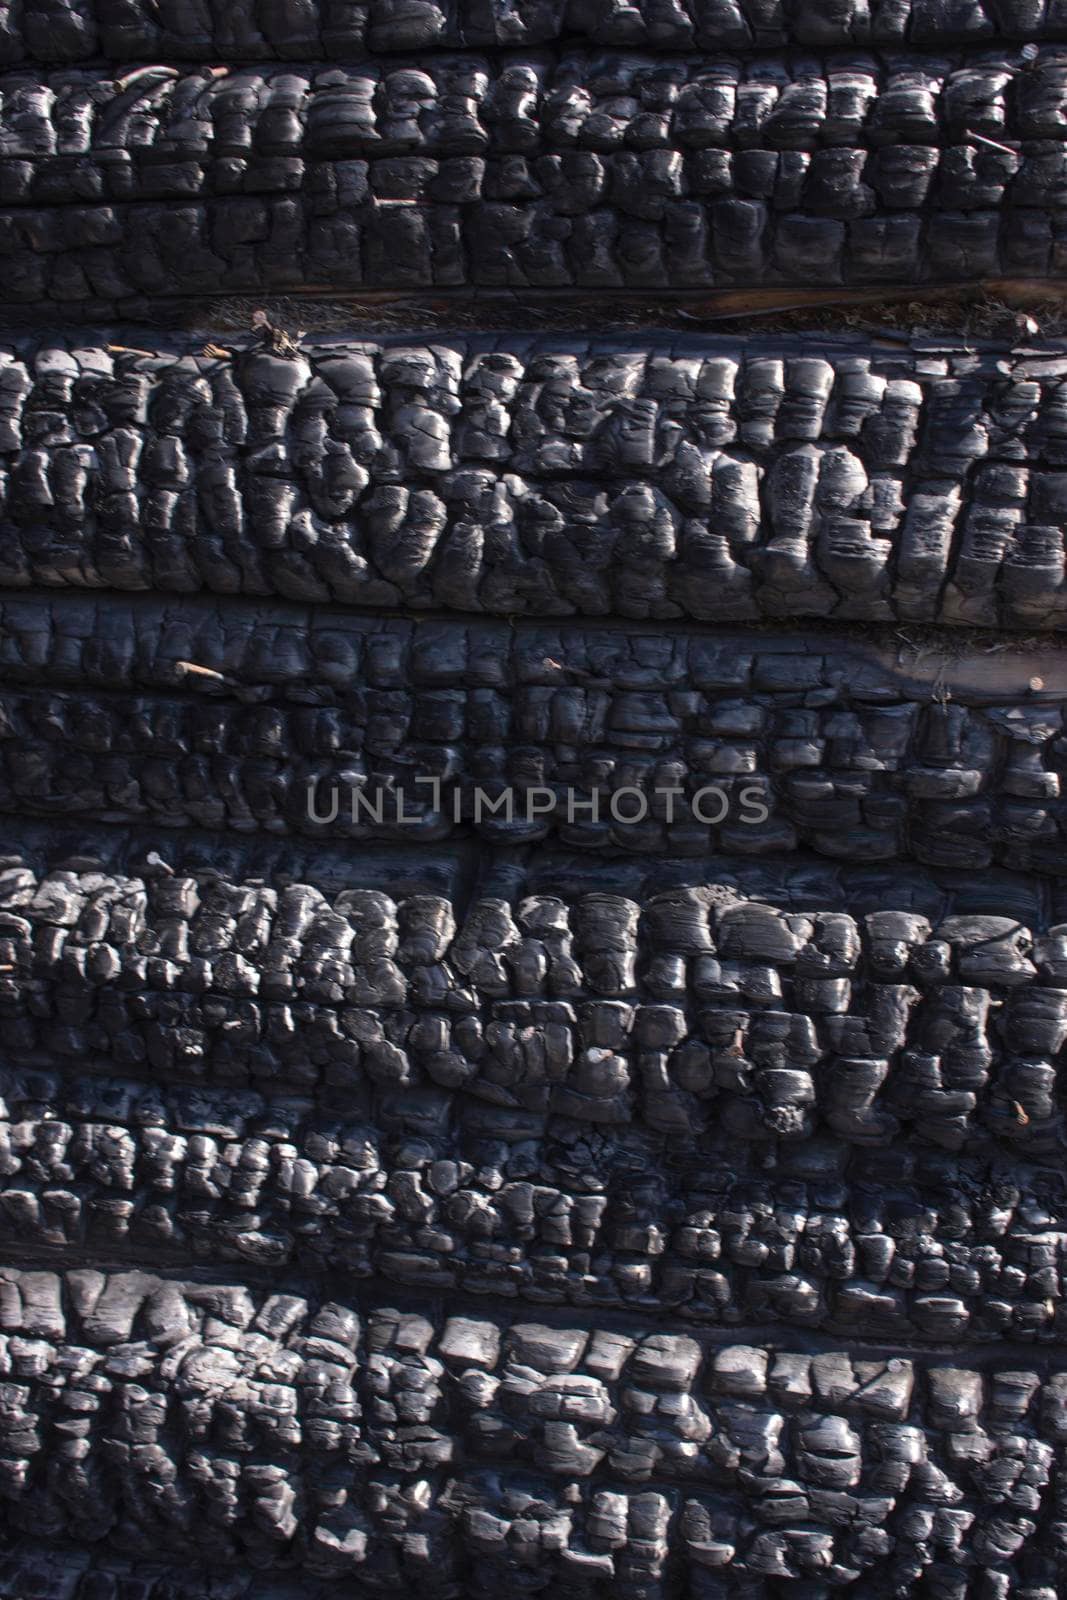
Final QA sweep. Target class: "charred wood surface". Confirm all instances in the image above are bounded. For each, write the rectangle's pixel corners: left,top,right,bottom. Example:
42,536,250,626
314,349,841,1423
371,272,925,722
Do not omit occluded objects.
0,828,1061,1172
4,332,1067,625
0,1049,1065,1341
6,0,1067,64
0,130,1065,299
0,50,1063,209
1,596,1067,867
4,48,1067,298
0,1267,1051,1592
3,7,1067,1598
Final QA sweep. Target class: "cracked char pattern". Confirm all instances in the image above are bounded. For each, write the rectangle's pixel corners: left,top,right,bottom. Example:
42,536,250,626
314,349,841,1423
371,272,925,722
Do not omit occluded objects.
4,11,1067,1600
5,333,1067,624
0,1267,1057,1597
4,597,1067,867
6,0,1067,60
1,835,1067,1178
4,82,1067,299
5,1056,1067,1340
2,50,1067,211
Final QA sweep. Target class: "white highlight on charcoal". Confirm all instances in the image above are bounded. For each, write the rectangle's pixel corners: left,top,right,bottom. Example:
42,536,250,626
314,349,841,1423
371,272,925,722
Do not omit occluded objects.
305,777,771,826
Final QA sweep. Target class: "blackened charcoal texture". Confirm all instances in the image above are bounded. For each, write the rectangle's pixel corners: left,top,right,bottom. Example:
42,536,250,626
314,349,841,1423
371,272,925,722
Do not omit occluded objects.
0,832,1064,1174
1,49,1065,210
3,331,1067,626
5,1056,1067,1343
1,41,1067,300
0,1269,1056,1595
4,0,1067,62
4,595,1067,868
2,104,1067,298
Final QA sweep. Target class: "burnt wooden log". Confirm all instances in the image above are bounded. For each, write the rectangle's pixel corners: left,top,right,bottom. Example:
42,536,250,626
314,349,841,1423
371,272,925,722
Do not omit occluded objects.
1,47,1067,299
0,1268,1053,1594
0,1050,1065,1341
1,331,1067,625
0,48,1065,303
0,595,1066,868
0,826,1058,1171
0,51,1061,210
3,0,1067,62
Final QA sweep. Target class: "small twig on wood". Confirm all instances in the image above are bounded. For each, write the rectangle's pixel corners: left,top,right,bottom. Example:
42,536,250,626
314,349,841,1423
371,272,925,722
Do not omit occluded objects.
251,308,305,357
967,131,1020,158
113,66,179,90
175,660,228,683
